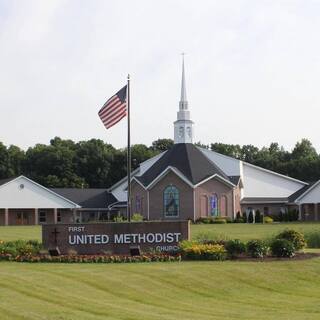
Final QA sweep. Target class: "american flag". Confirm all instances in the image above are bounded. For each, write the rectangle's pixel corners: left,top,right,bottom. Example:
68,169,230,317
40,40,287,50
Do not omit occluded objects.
98,85,127,129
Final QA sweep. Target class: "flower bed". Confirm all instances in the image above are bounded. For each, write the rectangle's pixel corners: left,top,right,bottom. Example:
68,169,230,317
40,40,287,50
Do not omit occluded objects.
0,253,181,263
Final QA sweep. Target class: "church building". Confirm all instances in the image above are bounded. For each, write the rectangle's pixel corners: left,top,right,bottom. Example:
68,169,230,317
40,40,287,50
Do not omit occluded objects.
108,58,320,222
1,59,320,225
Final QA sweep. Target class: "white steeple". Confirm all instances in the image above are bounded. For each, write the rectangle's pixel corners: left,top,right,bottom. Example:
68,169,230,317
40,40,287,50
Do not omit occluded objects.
174,54,194,144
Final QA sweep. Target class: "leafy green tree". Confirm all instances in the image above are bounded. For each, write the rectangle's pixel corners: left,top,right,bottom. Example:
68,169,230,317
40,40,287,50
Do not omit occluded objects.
151,138,174,152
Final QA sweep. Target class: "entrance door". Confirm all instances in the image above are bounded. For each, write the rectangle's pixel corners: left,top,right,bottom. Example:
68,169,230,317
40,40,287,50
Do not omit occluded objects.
16,212,28,225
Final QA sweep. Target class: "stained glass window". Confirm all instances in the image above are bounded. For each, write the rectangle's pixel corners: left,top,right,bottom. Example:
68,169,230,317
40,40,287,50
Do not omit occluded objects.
164,185,179,217
210,194,218,216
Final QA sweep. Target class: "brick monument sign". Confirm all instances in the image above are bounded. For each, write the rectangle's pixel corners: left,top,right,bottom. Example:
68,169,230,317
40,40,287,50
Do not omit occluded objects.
42,221,190,255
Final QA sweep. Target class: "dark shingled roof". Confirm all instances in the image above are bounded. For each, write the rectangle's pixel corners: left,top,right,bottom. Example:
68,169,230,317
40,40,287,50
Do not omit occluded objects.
228,176,241,186
288,182,316,203
135,143,231,187
51,188,117,208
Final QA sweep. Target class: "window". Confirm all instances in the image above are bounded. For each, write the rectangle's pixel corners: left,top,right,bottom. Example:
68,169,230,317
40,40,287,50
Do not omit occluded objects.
39,211,46,223
135,195,141,213
164,185,179,217
57,211,61,223
263,207,269,215
210,194,218,216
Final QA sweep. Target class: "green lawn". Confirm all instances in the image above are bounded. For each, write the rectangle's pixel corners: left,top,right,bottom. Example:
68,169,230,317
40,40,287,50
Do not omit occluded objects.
0,259,320,320
1,224,320,319
1,223,320,242
191,222,320,241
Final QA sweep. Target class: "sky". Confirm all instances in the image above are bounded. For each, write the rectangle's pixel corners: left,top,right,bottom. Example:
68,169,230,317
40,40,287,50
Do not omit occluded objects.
1,0,320,151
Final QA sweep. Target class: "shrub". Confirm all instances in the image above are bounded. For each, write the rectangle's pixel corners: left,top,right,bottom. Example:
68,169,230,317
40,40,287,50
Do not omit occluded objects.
221,217,232,223
304,231,320,248
131,213,143,222
113,216,126,222
196,217,213,224
242,212,247,223
236,211,241,220
276,229,306,250
248,211,254,223
263,216,273,224
0,240,42,257
288,209,299,222
225,239,246,257
179,241,227,261
270,239,295,258
246,240,268,258
212,217,227,224
255,210,262,223
234,218,244,223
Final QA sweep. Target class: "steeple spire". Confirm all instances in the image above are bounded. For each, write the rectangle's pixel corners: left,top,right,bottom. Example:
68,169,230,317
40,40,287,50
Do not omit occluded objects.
180,53,188,109
174,54,194,144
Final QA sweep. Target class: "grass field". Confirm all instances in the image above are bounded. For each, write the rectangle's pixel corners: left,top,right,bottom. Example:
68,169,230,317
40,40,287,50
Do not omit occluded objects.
1,224,320,320
1,222,320,242
0,259,320,320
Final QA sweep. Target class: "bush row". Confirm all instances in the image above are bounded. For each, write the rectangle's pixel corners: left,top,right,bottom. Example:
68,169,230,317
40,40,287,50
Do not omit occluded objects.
0,253,181,263
181,229,307,260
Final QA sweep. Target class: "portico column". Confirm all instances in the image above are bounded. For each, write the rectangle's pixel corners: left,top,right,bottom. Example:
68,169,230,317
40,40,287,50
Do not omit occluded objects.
53,208,58,224
4,208,9,226
298,204,302,221
72,209,77,223
34,208,39,225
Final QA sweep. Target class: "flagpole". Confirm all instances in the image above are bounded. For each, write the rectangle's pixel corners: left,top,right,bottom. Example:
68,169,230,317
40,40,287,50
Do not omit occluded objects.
127,74,131,222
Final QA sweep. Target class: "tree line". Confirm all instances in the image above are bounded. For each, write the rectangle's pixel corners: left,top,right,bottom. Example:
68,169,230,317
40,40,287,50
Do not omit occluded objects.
0,137,319,188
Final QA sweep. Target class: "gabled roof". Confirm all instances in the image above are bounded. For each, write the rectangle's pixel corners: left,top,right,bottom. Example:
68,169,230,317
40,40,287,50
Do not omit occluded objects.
51,188,117,208
288,181,320,203
135,143,231,187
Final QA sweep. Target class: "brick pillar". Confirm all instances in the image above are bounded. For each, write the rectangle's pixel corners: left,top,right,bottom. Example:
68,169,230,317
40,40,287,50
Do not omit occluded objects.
4,208,9,226
53,208,58,224
315,203,319,221
34,208,39,225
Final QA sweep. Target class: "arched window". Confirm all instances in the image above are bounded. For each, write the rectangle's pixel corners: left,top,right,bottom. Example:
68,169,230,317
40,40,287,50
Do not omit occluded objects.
164,185,179,217
210,194,218,217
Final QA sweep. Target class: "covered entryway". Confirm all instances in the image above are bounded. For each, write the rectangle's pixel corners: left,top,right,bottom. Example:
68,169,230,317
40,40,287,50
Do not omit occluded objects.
0,176,80,225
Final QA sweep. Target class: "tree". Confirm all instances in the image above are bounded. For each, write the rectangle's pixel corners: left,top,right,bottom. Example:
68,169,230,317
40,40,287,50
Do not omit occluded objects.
75,139,115,188
292,139,318,161
151,139,174,152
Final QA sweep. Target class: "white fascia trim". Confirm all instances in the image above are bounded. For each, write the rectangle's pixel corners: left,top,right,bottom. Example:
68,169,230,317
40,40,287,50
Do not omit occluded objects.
107,167,140,192
107,151,167,192
243,162,308,185
146,166,194,190
194,174,235,188
295,180,320,202
131,177,147,190
0,175,81,208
